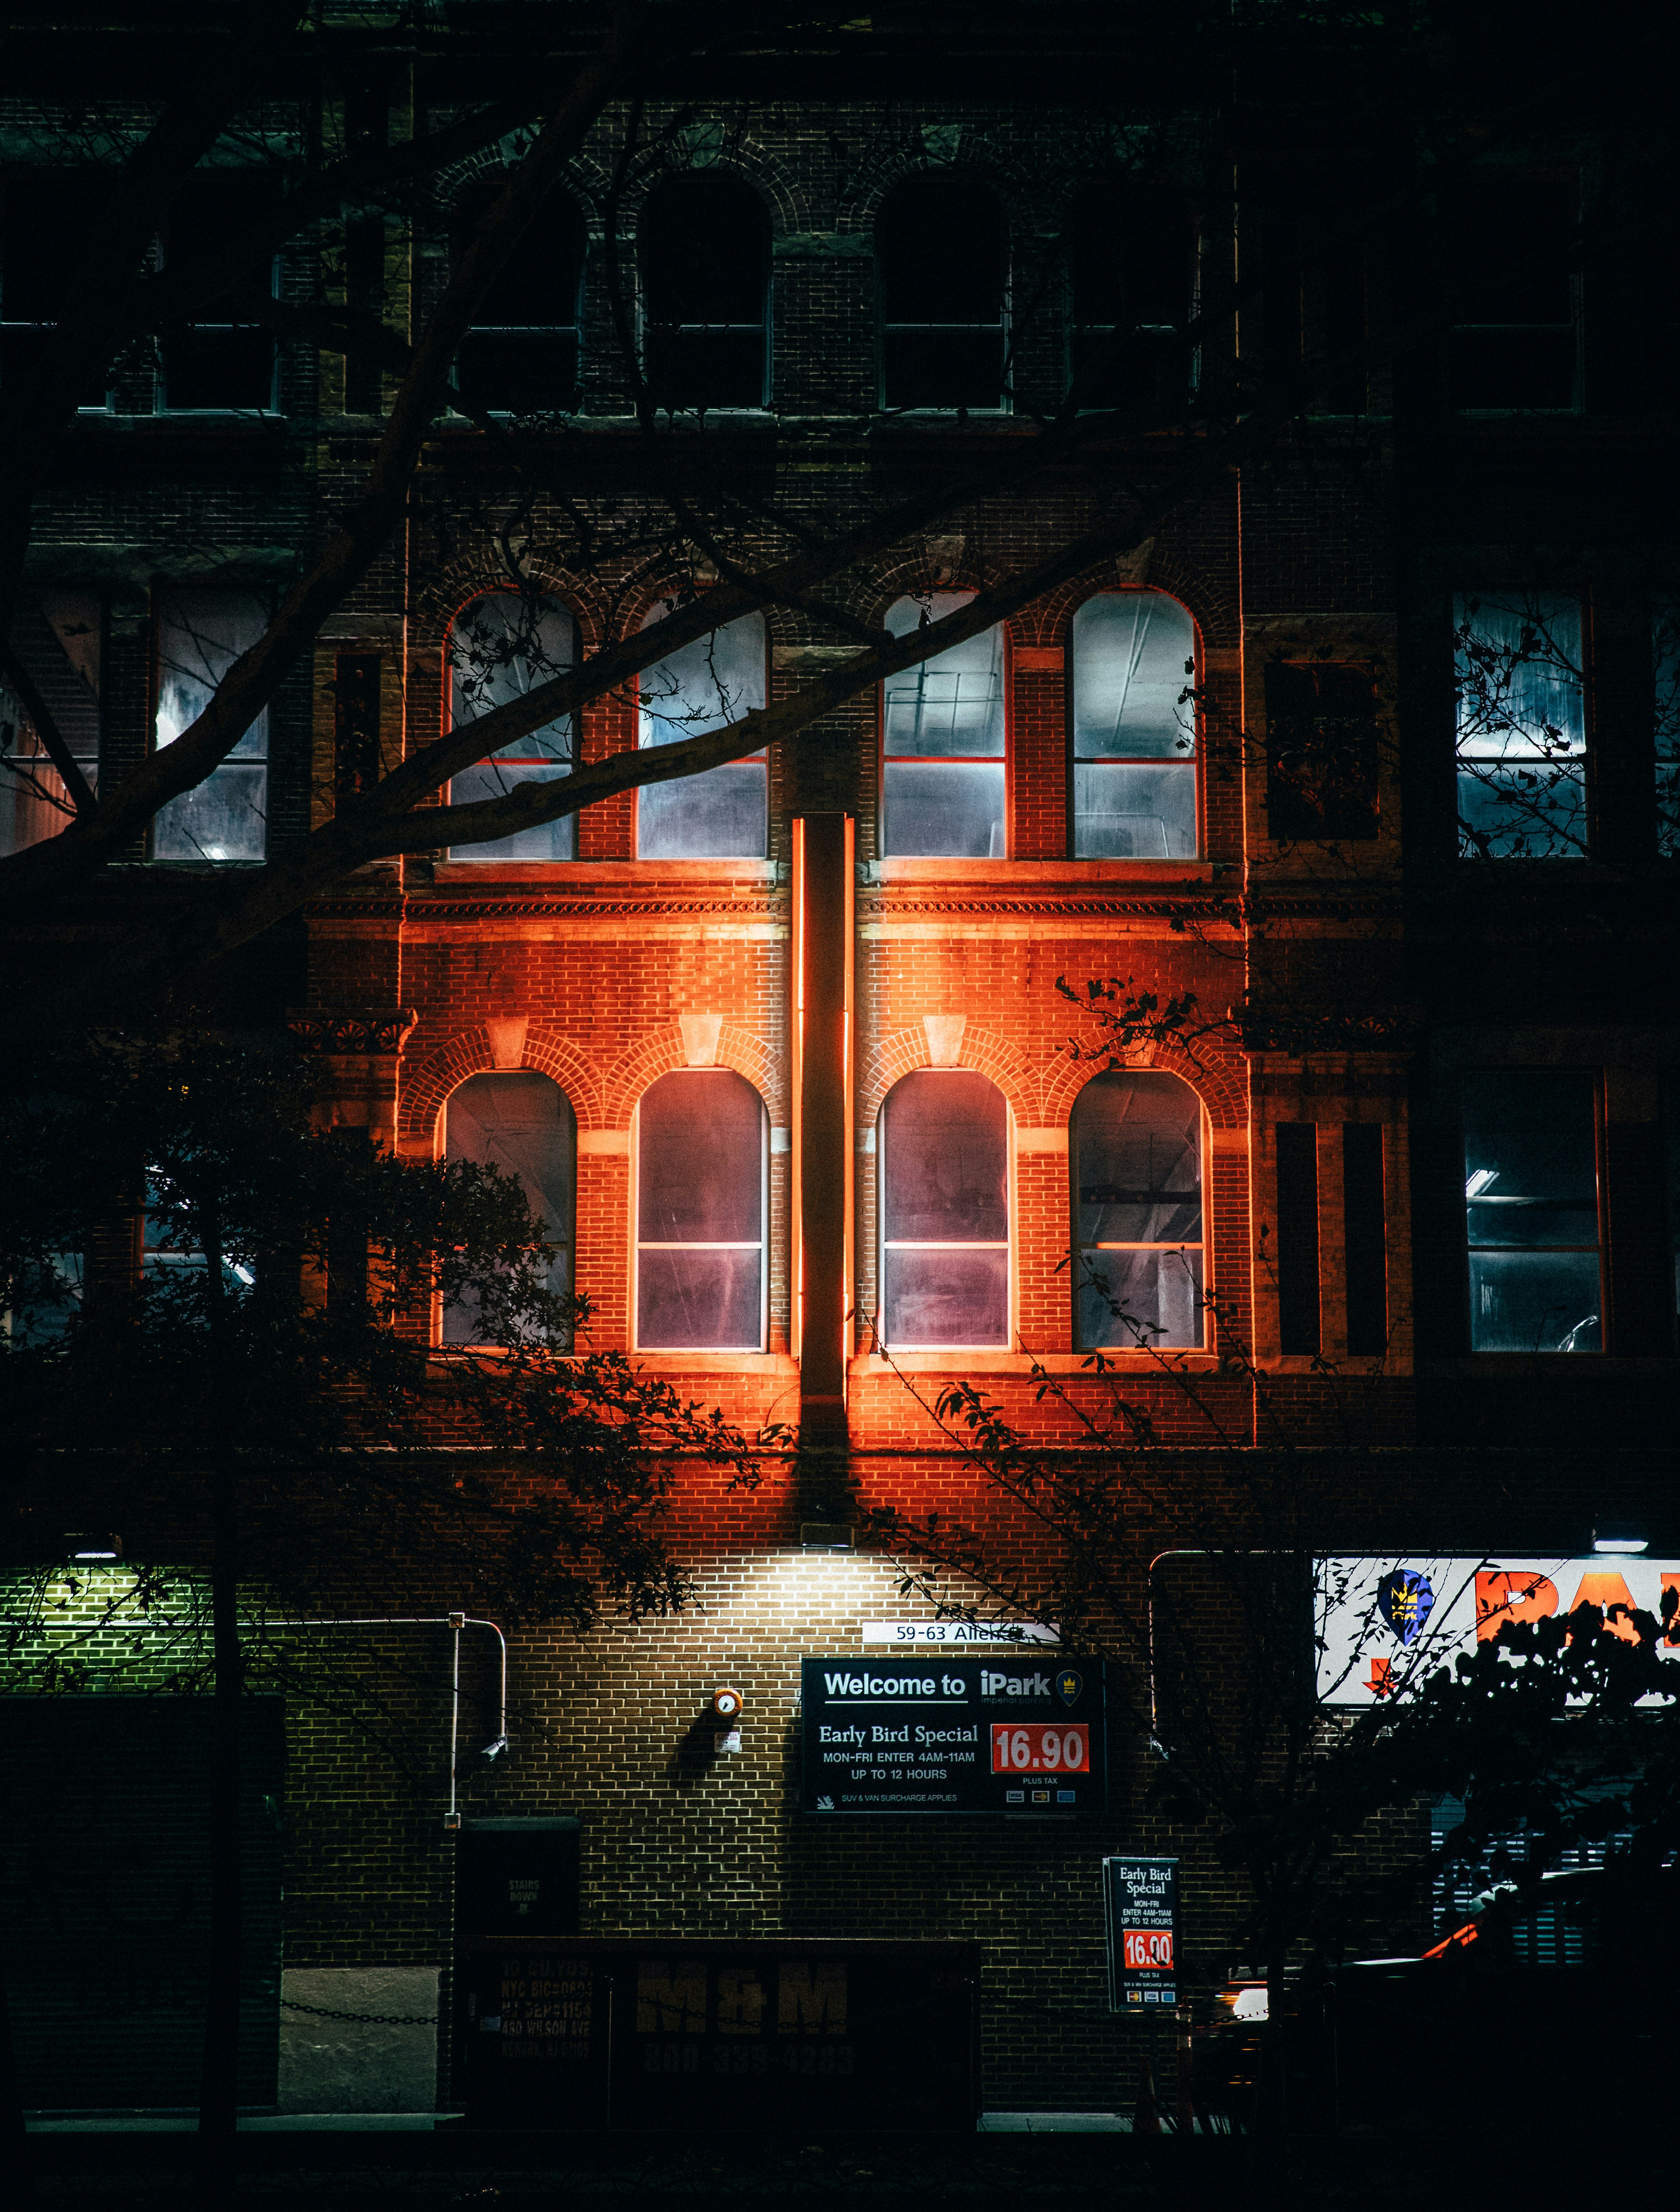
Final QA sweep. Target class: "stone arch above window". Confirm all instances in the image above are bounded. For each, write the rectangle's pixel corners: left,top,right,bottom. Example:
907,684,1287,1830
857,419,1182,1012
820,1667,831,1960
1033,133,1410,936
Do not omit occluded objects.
1071,589,1199,860
636,1068,768,1351
879,1069,1010,1350
1070,1068,1204,1351
441,1070,577,1346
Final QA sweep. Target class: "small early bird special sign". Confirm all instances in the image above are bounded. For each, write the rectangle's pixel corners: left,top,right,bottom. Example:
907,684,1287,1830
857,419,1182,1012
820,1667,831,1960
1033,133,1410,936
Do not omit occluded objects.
802,1655,1107,1815
1103,1857,1178,2009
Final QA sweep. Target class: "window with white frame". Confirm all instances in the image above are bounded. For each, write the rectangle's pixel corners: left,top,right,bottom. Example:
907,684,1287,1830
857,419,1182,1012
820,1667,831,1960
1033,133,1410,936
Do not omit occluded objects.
636,607,767,858
1071,591,1197,858
1071,1070,1204,1350
879,1070,1009,1348
1463,1071,1601,1353
636,1069,767,1350
442,1072,576,1345
881,593,1005,857
447,592,577,861
151,588,270,862
1453,591,1587,859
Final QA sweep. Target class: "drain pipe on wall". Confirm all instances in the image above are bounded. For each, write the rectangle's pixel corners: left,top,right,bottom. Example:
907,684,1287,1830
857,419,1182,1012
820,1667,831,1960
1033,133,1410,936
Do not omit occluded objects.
277,1614,508,1827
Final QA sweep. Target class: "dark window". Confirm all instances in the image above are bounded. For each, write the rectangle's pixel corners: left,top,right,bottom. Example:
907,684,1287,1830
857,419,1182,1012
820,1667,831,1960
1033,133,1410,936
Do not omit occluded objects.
1064,185,1192,418
636,1070,766,1350
1447,177,1576,411
1071,1070,1203,1350
448,593,576,862
1664,1078,1680,1346
878,177,1007,411
1259,200,1368,416
1464,1072,1601,1353
0,170,112,405
636,607,766,859
1071,591,1197,859
333,653,382,810
1454,592,1586,858
880,1070,1009,1348
880,593,1005,857
159,169,281,411
1264,662,1380,841
151,588,269,862
343,214,386,415
1,589,101,858
1275,1122,1321,1355
640,174,769,410
1654,595,1679,861
452,177,585,415
1343,1123,1388,1356
443,1073,576,1346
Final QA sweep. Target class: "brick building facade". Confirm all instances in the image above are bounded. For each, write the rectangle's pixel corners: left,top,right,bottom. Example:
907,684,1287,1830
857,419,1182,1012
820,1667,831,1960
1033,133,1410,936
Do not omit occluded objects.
3,4,1676,2118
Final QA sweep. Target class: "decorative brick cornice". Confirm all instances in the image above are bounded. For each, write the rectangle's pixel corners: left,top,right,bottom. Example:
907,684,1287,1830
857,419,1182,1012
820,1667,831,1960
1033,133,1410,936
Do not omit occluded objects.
857,894,1238,923
407,897,787,921
288,1007,418,1056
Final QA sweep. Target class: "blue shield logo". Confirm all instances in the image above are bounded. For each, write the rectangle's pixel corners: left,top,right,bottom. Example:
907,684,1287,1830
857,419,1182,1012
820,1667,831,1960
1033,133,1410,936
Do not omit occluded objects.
1055,1669,1084,1707
1377,1569,1434,1648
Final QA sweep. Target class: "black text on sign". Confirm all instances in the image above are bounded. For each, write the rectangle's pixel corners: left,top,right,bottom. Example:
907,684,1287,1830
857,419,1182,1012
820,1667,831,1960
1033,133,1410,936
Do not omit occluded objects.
1122,1929,1174,1972
989,1723,1088,1775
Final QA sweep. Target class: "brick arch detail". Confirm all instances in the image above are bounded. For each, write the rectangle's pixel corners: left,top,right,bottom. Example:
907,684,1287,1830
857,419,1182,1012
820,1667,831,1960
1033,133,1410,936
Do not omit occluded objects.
858,1026,1035,1128
632,140,806,241
1025,559,1237,656
399,1027,603,1149
1039,1044,1247,1133
601,1025,787,1129
410,561,617,659
837,145,1036,237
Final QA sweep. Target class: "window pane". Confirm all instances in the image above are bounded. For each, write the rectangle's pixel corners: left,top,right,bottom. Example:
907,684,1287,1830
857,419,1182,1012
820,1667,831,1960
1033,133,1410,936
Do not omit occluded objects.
638,1070,764,1244
883,1247,1008,1347
877,178,1005,325
1448,179,1574,328
1468,1250,1600,1353
1456,762,1585,860
455,329,580,415
163,326,276,411
1264,662,1380,840
1654,594,1680,861
1,590,101,858
1454,593,1585,858
1073,1071,1202,1244
1072,593,1196,759
156,589,269,760
150,762,267,861
1073,762,1197,859
882,329,1007,411
882,1070,1007,1244
882,762,1005,858
643,328,766,412
443,1072,575,1344
449,593,575,861
637,760,766,859
1464,1071,1598,1249
1077,1247,1204,1351
641,175,770,328
637,610,766,858
883,598,1004,757
638,1246,762,1350
1447,328,1575,413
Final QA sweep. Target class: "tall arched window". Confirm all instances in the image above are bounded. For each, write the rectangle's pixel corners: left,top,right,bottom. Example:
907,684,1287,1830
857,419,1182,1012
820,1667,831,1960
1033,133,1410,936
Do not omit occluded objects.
442,1071,576,1344
447,593,577,861
1071,1070,1203,1349
636,607,767,858
881,593,1005,857
452,177,585,414
1063,184,1193,418
636,1069,767,1349
1071,591,1197,859
880,1070,1009,1348
640,174,770,411
877,176,1008,411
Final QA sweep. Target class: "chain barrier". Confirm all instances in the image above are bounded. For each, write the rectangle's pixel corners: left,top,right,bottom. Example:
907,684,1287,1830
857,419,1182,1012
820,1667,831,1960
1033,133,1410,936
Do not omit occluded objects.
280,1998,439,2026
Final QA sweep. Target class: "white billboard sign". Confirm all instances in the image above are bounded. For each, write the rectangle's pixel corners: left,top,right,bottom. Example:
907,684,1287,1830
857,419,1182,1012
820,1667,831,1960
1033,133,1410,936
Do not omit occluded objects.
1316,1555,1680,1707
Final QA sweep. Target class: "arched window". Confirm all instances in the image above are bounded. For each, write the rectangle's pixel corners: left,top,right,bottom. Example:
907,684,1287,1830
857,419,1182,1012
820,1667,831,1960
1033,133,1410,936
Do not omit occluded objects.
640,174,770,411
881,593,1005,857
636,606,767,858
442,1072,576,1345
1071,1071,1203,1349
636,1069,767,1350
877,176,1008,411
452,177,585,414
447,593,577,861
1063,184,1193,418
880,1070,1009,1348
1071,591,1197,859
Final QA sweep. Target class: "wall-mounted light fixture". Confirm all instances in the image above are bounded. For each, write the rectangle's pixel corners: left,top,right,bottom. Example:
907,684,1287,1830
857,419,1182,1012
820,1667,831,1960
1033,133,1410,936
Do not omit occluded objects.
800,1523,853,1553
65,1533,122,1561
1592,1522,1649,1555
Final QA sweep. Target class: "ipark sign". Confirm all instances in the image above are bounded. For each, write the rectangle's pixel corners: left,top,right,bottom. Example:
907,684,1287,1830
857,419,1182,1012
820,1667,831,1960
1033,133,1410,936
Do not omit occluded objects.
1316,1556,1680,1708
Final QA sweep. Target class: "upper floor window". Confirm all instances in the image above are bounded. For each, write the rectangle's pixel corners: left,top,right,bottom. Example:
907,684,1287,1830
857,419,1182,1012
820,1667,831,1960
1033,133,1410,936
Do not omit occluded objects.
1453,591,1586,859
877,176,1007,412
1654,593,1679,861
879,1069,1009,1349
151,588,269,862
881,593,1005,858
1264,661,1380,841
0,170,112,406
1463,1071,1601,1353
447,593,576,862
1071,591,1197,859
442,1072,576,1345
636,1069,766,1350
640,173,770,411
636,605,766,858
1063,184,1193,418
1,589,101,858
1447,175,1577,412
1071,1071,1204,1350
158,169,281,412
452,177,585,415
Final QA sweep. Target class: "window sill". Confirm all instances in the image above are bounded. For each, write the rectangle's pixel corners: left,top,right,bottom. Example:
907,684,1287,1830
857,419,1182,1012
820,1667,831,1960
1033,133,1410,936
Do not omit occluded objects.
624,1350,798,1375
865,858,1216,885
852,1351,1220,1376
430,859,779,886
